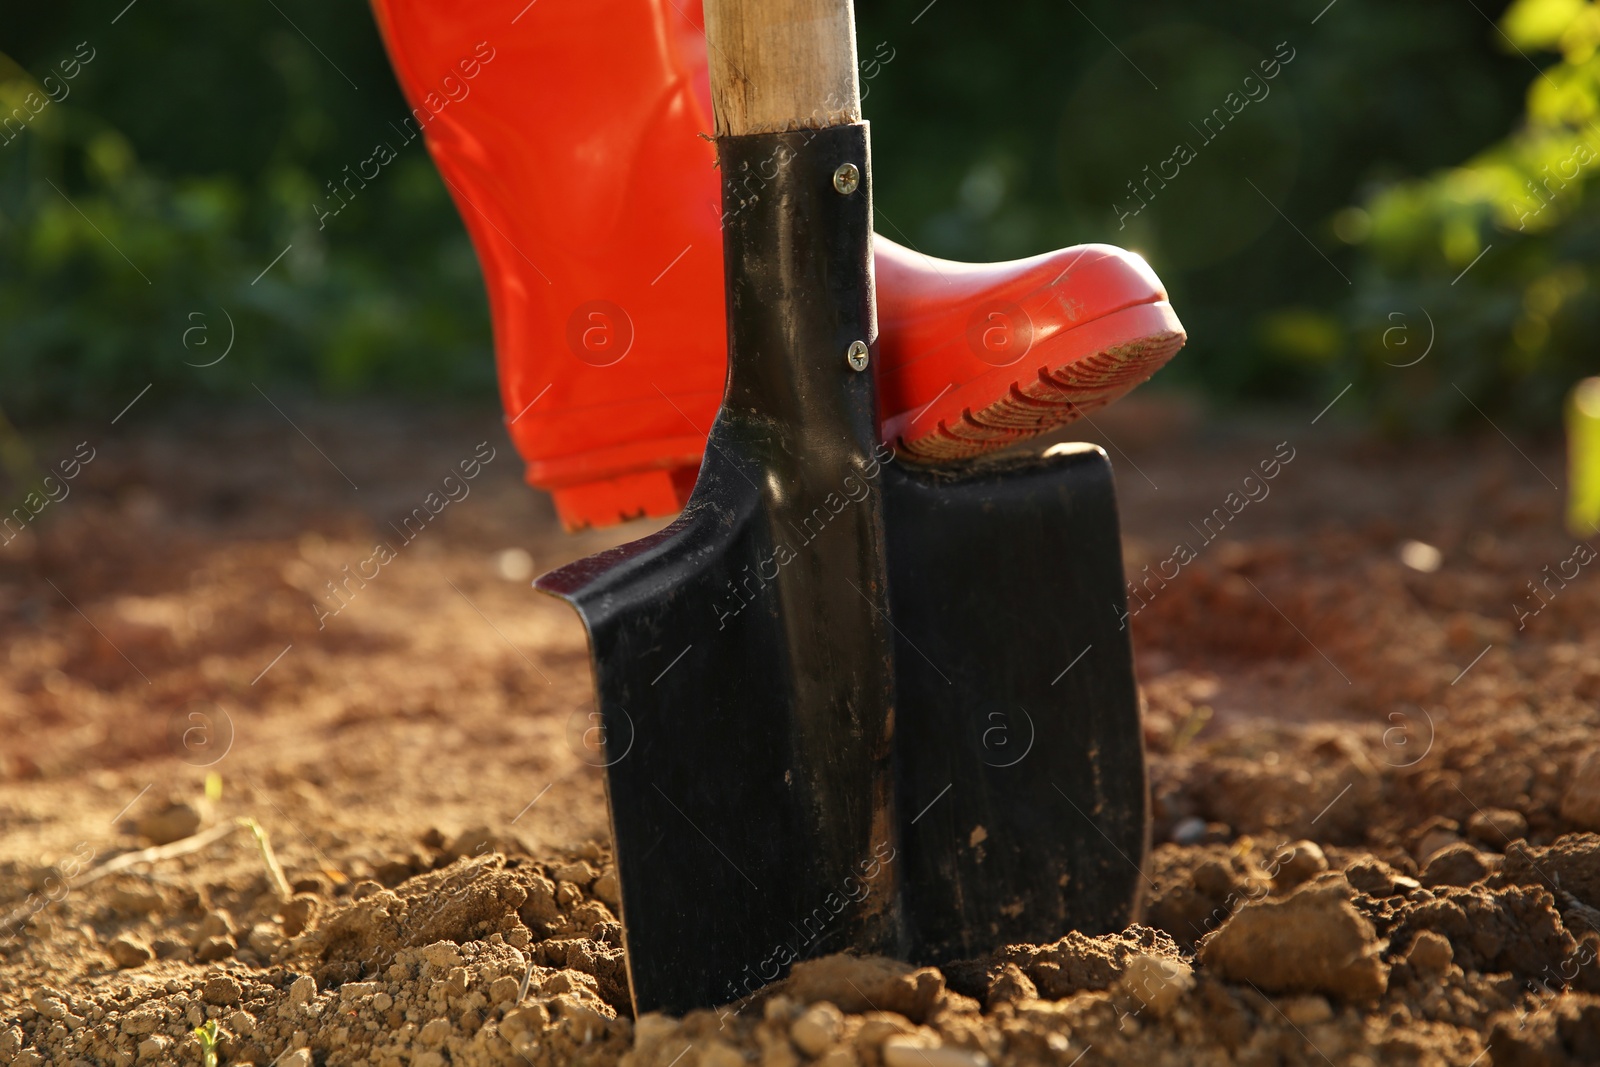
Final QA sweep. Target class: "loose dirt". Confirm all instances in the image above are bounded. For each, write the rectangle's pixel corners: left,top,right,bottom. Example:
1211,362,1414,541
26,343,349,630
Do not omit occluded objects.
1,398,1597,1066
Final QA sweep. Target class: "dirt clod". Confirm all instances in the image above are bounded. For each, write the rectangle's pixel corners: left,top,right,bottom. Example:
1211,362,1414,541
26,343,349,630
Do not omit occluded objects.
1344,858,1420,898
785,956,948,1024
1390,882,1579,982
132,799,203,845
988,926,1184,999
1405,930,1454,976
1467,808,1529,846
791,1001,845,1056
202,972,242,1005
1422,843,1498,888
1199,878,1389,999
1272,839,1328,890
105,935,153,969
108,885,166,916
982,963,1036,1008
1562,748,1600,831
288,974,316,1005
1116,952,1194,1016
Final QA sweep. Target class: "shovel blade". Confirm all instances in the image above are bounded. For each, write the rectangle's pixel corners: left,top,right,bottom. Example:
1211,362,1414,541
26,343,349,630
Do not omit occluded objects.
883,443,1149,963
534,120,1147,1015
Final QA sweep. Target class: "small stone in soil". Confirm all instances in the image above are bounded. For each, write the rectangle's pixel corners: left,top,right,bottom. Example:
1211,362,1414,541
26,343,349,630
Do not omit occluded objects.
1170,816,1207,845
1561,746,1600,831
1271,840,1328,889
1421,843,1497,888
1344,859,1420,897
1466,807,1528,846
1281,995,1334,1025
121,1010,160,1036
247,922,283,956
195,910,232,941
1118,952,1194,1016
551,860,596,886
133,801,202,846
591,869,621,907
785,955,946,1024
1404,930,1454,976
339,981,381,1002
105,936,152,969
288,974,316,1006
791,1001,845,1056
1416,826,1465,863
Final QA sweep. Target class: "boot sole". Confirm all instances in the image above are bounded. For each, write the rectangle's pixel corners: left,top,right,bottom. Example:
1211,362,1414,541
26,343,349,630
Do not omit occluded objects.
886,301,1186,463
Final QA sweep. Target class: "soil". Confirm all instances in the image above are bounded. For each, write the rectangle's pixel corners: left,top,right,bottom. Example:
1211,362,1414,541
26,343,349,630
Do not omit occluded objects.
1,396,1598,1067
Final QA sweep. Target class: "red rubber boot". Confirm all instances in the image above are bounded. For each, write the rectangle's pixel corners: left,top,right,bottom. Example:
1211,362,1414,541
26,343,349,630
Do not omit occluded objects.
370,0,725,529
370,0,1185,529
875,240,1186,462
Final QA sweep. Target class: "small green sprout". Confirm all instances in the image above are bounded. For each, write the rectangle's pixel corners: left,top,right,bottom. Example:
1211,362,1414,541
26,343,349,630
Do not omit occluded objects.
193,1019,221,1067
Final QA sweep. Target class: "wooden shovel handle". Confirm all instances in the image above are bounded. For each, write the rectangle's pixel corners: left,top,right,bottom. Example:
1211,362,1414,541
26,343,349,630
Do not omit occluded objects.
702,0,861,136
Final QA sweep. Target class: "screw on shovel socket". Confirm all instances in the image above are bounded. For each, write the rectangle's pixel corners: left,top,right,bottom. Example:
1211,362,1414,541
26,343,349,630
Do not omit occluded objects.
833,162,860,195
846,340,870,371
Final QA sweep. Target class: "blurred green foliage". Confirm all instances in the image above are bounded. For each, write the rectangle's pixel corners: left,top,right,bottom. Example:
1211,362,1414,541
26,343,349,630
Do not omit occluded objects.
0,0,1581,430
1335,0,1600,433
1,2,493,419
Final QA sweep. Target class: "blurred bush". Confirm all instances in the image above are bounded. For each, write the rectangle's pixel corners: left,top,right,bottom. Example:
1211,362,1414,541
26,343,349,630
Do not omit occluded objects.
1336,0,1600,433
0,3,493,420
0,0,1578,430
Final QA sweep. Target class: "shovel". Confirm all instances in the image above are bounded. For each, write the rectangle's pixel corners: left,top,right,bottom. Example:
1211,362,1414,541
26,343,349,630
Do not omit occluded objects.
536,0,1148,1014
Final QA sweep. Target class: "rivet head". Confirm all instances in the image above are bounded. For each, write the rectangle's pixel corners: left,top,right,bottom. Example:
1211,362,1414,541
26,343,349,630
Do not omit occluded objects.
846,340,870,371
833,162,861,196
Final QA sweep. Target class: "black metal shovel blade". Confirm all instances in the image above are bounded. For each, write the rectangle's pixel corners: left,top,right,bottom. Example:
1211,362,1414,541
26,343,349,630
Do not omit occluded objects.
535,122,1149,1015
882,444,1149,964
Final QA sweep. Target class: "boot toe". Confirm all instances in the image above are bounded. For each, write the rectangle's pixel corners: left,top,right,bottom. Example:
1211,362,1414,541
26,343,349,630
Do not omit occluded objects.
873,236,1186,463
